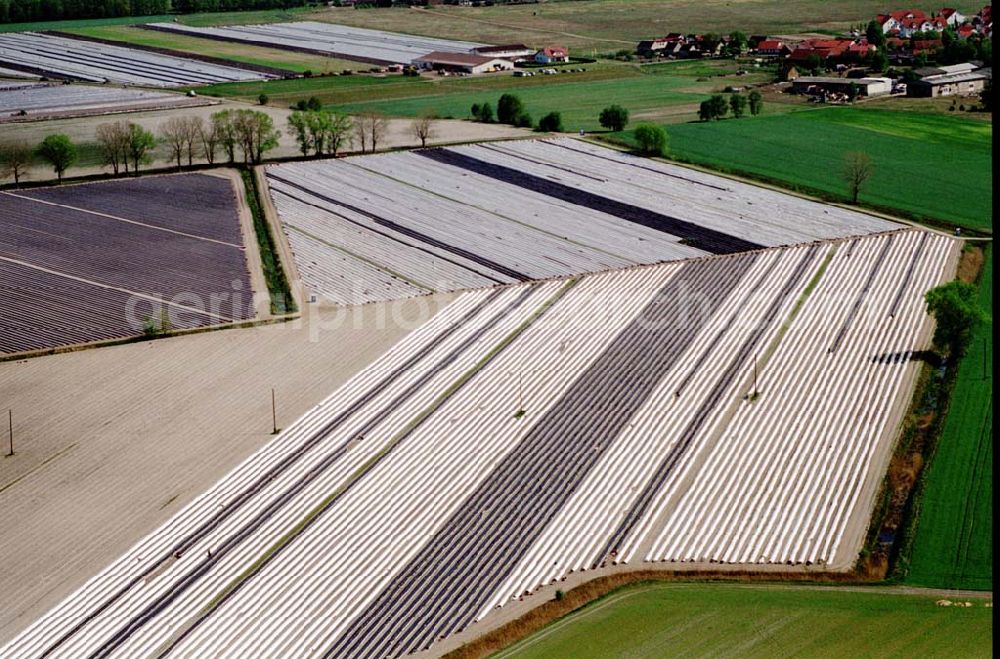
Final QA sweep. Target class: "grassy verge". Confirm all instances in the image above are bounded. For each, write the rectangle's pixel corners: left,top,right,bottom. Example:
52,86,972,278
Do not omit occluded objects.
900,245,992,590
603,107,992,233
485,582,992,659
239,168,295,315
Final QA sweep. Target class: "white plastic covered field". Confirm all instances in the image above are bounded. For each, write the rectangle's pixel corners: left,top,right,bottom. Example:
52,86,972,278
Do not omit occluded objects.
3,229,956,659
267,138,898,305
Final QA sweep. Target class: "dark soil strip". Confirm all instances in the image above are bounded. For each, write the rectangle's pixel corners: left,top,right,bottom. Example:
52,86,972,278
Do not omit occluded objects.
0,58,89,81
141,24,394,66
888,232,930,319
267,173,529,282
828,234,896,353
478,143,609,183
539,139,731,192
417,149,759,254
45,30,294,77
39,289,510,658
594,245,822,565
326,253,757,659
150,283,571,658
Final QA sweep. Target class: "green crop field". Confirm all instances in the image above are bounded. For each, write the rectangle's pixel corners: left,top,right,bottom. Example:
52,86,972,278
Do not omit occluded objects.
498,583,993,659
905,247,993,591
59,25,357,74
193,62,757,127
319,62,779,131
610,107,992,232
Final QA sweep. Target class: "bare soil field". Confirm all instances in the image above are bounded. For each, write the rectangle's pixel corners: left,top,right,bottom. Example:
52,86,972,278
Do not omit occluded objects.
0,295,454,645
0,99,528,184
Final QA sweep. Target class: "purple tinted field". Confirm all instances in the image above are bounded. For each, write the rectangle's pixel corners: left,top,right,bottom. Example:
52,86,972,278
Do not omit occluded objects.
21,174,245,243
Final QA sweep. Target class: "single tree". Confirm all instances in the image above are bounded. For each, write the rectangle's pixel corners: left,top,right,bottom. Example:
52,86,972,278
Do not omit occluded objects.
0,139,32,186
412,111,436,147
497,93,526,125
476,102,494,123
211,110,238,163
865,19,885,48
95,121,129,175
748,89,764,116
160,116,190,168
287,111,313,156
707,94,728,120
306,96,322,111
198,118,220,164
513,112,533,128
842,151,873,203
536,111,563,132
232,110,279,164
306,111,332,154
729,93,747,118
325,112,353,156
599,104,629,131
182,116,202,166
126,123,157,173
981,79,992,112
698,99,713,121
924,280,988,357
258,93,269,106
35,134,77,182
633,123,668,157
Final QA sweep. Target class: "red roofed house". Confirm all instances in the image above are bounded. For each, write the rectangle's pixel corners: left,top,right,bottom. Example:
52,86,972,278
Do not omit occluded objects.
938,7,966,25
957,23,977,38
755,39,791,57
535,46,570,64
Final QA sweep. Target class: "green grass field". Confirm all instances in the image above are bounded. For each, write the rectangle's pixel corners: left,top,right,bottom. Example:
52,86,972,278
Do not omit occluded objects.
611,107,992,232
59,25,357,74
905,247,993,591
499,583,993,659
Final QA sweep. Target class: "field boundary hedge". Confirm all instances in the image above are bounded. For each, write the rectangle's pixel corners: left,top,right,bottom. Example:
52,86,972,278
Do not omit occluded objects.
240,167,296,315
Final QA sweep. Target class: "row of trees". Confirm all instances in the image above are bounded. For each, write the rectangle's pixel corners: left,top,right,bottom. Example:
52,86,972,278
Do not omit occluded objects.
0,0,305,24
0,108,280,185
698,91,763,121
470,95,563,134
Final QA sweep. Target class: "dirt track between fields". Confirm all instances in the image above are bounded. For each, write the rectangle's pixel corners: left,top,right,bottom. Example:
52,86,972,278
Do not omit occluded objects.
0,295,454,644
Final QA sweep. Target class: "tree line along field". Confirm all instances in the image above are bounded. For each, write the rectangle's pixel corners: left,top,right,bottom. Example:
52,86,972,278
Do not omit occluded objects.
905,246,992,591
611,107,992,233
58,25,360,74
499,583,993,659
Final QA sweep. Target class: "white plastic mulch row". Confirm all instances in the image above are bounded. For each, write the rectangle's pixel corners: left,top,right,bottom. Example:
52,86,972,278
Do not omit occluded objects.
0,32,271,87
0,82,192,115
642,231,954,565
145,21,485,64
